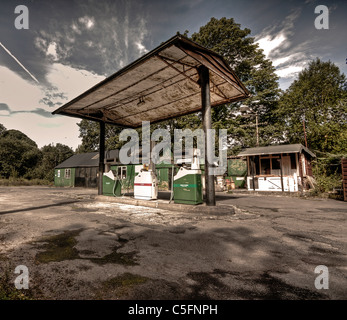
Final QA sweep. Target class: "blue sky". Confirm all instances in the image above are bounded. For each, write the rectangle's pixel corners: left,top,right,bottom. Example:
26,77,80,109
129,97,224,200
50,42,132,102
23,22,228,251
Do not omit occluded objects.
0,0,346,149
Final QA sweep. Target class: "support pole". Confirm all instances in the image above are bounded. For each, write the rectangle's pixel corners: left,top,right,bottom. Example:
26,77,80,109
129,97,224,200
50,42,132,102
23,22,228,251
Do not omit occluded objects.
199,65,216,206
280,153,284,192
252,156,256,191
149,140,156,172
98,121,105,195
299,152,304,192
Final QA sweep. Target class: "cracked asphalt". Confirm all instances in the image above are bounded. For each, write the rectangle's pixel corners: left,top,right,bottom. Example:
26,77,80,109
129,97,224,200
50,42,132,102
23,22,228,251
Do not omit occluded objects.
0,186,346,300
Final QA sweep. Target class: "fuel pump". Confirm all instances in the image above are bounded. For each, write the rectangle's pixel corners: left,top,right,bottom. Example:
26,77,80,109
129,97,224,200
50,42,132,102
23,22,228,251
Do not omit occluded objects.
173,149,203,205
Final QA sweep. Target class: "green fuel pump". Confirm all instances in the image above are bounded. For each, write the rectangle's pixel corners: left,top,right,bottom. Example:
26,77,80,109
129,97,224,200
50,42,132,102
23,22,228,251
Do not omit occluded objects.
173,149,203,205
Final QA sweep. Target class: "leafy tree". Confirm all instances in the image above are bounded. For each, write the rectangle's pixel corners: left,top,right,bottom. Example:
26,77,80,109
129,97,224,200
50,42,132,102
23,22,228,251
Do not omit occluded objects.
277,58,347,154
189,17,282,151
0,130,41,178
76,119,125,153
0,123,6,136
31,143,74,181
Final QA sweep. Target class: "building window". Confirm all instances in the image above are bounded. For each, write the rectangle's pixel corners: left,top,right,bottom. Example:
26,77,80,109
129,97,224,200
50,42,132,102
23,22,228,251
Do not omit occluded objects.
65,169,71,179
255,154,284,176
290,153,297,169
57,170,61,178
260,158,271,175
117,166,127,179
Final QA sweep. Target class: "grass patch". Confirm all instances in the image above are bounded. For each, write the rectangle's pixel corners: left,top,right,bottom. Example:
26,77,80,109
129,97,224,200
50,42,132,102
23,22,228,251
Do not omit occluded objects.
96,273,149,298
0,178,53,187
35,230,82,263
34,229,138,266
89,246,138,266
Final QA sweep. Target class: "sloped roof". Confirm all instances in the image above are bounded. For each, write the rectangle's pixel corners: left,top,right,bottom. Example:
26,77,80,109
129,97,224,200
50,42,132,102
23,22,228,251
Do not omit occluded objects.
55,150,119,169
238,144,316,158
52,34,249,128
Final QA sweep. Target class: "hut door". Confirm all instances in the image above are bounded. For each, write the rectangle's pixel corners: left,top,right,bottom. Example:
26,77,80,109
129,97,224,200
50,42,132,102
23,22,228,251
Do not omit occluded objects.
282,156,291,176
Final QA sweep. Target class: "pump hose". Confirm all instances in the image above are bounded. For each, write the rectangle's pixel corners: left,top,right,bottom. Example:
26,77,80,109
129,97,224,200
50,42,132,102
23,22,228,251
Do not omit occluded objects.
112,176,124,197
112,178,118,197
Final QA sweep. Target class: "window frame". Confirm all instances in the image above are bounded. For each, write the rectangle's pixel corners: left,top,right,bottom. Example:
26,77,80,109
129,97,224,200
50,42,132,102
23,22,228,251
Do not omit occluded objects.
65,169,71,179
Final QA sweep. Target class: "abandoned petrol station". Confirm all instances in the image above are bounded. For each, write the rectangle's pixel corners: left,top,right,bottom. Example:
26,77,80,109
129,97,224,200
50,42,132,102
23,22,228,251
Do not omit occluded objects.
52,33,250,206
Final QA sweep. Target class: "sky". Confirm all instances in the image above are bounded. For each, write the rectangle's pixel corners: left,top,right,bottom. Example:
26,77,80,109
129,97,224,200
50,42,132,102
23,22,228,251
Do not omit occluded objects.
0,0,346,150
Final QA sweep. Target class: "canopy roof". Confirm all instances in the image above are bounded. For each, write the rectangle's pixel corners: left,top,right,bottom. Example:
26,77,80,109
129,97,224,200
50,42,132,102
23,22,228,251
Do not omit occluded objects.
52,34,249,128
238,144,316,158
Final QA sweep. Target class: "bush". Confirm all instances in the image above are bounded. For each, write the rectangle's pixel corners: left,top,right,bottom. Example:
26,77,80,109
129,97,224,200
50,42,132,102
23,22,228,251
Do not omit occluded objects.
311,152,344,196
0,178,53,187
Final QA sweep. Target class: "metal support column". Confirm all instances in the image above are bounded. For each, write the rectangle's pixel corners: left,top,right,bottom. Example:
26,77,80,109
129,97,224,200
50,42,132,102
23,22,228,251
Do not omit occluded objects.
98,121,105,195
199,65,216,206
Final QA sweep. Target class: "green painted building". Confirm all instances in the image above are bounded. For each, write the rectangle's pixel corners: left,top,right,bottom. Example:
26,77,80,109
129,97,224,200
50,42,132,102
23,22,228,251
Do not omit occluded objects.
54,150,118,188
54,150,176,190
227,158,247,188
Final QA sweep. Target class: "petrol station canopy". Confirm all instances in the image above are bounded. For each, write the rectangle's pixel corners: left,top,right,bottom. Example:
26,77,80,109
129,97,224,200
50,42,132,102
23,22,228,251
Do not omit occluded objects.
52,34,250,128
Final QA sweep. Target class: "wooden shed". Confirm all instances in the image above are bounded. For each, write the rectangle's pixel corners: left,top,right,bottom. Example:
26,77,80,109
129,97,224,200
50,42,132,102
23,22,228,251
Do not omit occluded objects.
54,150,118,188
238,144,316,192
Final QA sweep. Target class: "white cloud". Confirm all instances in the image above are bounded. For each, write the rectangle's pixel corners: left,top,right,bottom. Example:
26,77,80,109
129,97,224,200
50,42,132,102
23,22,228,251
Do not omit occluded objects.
0,66,43,112
275,65,304,78
0,63,105,149
78,16,95,30
257,33,287,58
254,9,315,87
2,112,81,149
46,63,105,101
46,42,59,61
135,41,148,56
272,56,292,67
71,22,82,35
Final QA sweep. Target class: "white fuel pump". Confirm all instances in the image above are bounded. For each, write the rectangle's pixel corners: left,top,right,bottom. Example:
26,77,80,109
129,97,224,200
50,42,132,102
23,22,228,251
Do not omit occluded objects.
134,169,158,200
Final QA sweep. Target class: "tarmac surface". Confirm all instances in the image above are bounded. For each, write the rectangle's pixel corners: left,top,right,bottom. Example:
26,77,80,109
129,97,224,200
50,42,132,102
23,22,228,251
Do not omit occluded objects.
0,186,346,300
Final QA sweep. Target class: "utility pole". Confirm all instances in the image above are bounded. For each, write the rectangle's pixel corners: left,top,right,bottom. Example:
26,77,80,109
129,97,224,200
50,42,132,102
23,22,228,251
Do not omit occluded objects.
240,105,265,147
255,111,259,147
303,119,308,148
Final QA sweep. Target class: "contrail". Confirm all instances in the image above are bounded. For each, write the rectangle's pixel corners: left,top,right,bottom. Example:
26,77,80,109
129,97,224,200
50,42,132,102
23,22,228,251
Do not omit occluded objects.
0,42,39,84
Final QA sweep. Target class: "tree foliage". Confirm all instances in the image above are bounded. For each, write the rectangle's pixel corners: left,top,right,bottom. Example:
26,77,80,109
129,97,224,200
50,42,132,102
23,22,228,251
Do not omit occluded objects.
0,130,41,178
0,126,73,181
190,17,282,151
0,123,6,135
31,143,74,181
277,58,347,154
76,119,126,153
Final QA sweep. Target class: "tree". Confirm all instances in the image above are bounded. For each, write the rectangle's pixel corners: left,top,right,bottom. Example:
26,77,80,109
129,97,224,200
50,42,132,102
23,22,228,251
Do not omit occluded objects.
0,130,41,178
189,17,282,151
31,143,74,181
0,123,6,136
76,119,126,153
277,58,347,154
